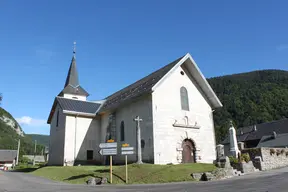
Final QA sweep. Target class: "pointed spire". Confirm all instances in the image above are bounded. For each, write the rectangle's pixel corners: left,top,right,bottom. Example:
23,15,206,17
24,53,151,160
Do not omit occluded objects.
64,48,79,88
58,42,89,97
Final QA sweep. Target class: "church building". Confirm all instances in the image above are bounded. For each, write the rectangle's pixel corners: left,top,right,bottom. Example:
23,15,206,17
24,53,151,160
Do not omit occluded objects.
47,48,223,166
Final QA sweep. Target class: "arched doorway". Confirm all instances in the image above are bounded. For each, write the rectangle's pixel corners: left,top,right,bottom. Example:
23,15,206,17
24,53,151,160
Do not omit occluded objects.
182,139,196,163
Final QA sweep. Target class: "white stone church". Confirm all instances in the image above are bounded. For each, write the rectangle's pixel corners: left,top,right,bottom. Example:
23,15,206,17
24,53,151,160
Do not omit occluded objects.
47,50,223,166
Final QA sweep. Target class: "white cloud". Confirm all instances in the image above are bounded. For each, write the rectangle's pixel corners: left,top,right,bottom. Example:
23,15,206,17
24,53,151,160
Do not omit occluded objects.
16,116,47,127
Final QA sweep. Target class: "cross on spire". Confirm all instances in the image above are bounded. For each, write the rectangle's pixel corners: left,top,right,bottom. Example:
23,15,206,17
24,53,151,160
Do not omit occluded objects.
73,41,76,57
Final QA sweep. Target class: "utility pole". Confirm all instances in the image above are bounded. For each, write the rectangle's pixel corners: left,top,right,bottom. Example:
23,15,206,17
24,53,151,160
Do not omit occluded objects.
16,139,20,165
33,140,37,166
133,116,143,164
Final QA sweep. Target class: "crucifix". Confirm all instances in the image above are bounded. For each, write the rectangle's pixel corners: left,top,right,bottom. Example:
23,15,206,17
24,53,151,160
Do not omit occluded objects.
134,115,143,164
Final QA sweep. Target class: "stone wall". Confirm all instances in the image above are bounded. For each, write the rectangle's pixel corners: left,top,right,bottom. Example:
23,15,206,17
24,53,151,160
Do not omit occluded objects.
240,147,288,171
260,147,288,171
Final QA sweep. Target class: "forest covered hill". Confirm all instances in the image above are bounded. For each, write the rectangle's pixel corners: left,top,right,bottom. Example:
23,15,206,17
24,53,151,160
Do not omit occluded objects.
208,69,288,143
27,134,49,147
0,107,45,156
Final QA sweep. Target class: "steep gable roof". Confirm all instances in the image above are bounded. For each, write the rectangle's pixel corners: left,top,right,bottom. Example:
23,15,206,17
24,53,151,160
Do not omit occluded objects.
99,55,185,112
99,53,223,112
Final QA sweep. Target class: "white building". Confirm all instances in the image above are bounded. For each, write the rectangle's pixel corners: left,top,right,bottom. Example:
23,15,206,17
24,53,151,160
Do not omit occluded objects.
47,50,222,166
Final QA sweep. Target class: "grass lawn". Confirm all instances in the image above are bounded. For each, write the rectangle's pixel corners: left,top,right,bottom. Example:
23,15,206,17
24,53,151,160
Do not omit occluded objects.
27,163,216,184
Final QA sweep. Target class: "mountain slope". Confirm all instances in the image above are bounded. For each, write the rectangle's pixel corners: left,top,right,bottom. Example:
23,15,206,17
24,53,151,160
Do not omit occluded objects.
0,107,45,156
208,69,288,143
27,134,49,147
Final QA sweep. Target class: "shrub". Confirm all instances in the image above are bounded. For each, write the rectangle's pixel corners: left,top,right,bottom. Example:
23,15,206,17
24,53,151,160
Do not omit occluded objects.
286,151,288,157
229,156,238,164
270,148,276,155
281,149,285,154
19,156,30,164
240,153,250,163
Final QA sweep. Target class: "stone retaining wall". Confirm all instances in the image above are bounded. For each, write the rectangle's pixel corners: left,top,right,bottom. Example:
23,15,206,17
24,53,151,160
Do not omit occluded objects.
240,147,288,171
260,147,288,171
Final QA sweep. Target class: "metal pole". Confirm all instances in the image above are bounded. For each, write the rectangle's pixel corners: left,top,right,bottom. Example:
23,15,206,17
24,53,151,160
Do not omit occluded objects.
125,155,128,184
33,140,37,166
110,155,113,184
16,139,20,165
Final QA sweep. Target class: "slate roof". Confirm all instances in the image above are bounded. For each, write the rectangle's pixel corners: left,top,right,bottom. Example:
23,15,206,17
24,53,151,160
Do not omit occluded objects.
58,56,89,97
47,97,102,123
57,97,101,114
64,56,79,88
99,55,185,112
257,133,288,148
0,150,17,162
221,118,288,144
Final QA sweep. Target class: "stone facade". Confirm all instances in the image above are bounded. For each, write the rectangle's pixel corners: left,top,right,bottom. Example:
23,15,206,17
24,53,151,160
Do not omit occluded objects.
260,147,288,171
152,65,217,164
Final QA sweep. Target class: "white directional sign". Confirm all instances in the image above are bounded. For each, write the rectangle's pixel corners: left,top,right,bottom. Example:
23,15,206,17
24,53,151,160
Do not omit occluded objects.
99,148,117,156
121,150,134,155
99,142,117,149
121,147,134,151
121,146,134,155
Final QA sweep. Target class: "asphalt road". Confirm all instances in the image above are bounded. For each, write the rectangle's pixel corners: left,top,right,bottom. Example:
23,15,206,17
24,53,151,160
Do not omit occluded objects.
0,167,288,192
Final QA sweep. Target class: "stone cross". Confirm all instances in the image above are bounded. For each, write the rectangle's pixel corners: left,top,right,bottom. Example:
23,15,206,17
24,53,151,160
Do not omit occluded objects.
134,116,143,164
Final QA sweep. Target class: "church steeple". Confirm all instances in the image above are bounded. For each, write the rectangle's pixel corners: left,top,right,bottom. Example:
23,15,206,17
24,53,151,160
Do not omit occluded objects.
58,42,89,99
64,54,79,88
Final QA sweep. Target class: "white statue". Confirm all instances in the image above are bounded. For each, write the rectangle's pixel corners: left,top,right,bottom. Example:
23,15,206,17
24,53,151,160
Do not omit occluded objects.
229,120,240,158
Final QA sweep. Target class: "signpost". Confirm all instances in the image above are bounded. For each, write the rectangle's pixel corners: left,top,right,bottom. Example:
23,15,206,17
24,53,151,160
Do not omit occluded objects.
99,140,117,184
121,143,135,184
99,148,117,156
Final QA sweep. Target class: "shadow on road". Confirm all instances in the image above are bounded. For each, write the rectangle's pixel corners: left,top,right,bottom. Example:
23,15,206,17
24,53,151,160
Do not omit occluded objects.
10,167,39,173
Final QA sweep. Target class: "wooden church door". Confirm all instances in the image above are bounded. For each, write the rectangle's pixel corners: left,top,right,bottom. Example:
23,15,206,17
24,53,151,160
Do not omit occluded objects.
182,139,195,163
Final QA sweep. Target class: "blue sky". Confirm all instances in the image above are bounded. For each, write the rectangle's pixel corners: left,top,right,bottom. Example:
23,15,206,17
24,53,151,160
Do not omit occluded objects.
0,0,287,135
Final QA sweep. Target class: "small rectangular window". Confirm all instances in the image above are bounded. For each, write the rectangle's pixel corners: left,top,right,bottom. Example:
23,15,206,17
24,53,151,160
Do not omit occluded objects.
87,150,93,160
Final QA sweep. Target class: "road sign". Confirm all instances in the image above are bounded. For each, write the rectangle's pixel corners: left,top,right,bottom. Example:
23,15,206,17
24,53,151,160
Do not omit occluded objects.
121,150,135,155
121,147,134,151
99,148,117,156
121,146,134,155
99,142,117,149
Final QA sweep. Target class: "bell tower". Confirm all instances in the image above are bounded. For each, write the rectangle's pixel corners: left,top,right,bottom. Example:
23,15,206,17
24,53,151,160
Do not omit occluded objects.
58,42,89,101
